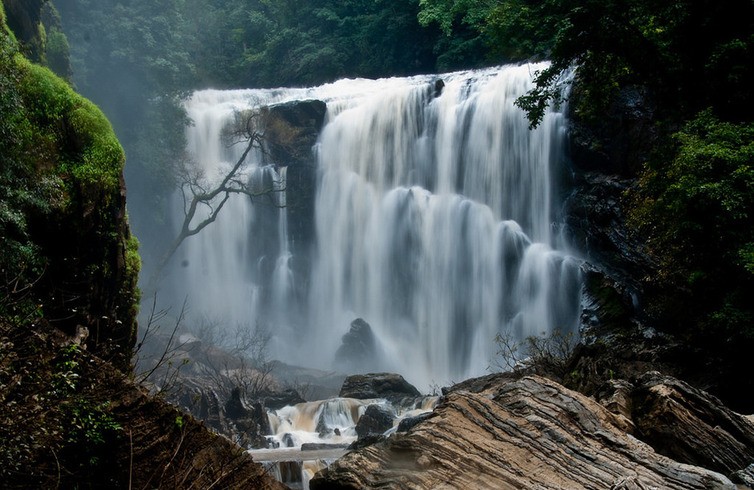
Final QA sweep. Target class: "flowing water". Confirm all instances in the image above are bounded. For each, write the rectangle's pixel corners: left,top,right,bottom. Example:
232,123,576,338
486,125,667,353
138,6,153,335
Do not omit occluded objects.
166,63,582,390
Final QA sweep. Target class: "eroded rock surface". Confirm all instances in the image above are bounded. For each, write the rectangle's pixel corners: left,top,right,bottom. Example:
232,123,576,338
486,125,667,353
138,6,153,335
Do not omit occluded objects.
311,375,738,489
632,372,754,475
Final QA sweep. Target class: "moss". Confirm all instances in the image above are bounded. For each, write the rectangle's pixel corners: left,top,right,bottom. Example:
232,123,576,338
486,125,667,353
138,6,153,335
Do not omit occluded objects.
125,232,142,307
67,100,124,186
0,2,18,44
1,13,139,368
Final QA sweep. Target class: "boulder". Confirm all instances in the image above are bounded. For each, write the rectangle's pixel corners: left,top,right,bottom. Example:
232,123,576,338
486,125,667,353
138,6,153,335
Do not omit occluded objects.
258,388,306,411
263,99,327,166
224,387,251,419
339,373,421,403
335,318,378,370
355,405,395,439
311,375,738,489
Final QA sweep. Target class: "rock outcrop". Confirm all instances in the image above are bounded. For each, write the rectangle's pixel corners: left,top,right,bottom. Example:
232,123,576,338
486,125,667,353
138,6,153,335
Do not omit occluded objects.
311,374,748,489
355,404,395,439
263,99,326,166
339,373,421,404
631,372,754,475
335,318,379,371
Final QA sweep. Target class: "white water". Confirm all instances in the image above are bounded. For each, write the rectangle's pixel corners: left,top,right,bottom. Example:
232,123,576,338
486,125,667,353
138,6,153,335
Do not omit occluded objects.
167,63,581,390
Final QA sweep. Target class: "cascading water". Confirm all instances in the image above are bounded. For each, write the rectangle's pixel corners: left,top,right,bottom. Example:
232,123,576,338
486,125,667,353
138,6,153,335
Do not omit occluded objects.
166,63,582,390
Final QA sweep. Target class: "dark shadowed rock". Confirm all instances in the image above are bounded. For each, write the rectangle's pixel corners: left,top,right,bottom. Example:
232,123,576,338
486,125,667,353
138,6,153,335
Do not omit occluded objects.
225,387,251,419
263,99,326,166
339,373,421,403
311,375,739,490
355,405,394,439
632,372,754,476
258,388,306,411
301,442,350,451
396,412,433,433
335,318,378,370
568,84,657,177
731,464,754,487
348,434,386,450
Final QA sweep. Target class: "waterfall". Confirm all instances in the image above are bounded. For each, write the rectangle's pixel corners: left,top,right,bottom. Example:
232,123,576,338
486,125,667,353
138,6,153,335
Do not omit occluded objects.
167,63,581,390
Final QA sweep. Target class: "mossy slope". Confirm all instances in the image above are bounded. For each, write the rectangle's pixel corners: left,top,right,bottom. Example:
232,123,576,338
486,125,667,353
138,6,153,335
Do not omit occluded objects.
0,2,139,368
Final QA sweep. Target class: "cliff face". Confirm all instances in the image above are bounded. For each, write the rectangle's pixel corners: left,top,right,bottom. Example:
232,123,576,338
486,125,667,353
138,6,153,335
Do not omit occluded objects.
1,0,139,368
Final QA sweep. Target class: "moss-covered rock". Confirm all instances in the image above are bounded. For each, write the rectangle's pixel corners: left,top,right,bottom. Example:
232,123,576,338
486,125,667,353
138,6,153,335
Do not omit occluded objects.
0,8,139,369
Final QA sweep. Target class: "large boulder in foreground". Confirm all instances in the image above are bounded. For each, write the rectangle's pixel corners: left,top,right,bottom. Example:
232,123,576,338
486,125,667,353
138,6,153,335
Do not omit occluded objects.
312,375,741,489
339,373,421,403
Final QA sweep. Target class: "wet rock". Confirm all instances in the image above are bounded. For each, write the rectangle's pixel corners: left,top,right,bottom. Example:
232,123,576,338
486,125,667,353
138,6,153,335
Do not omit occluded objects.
335,318,379,371
339,373,421,404
348,434,386,450
396,412,433,433
355,405,394,439
258,388,306,411
263,99,326,166
301,443,350,451
282,433,295,448
311,375,739,490
433,79,445,98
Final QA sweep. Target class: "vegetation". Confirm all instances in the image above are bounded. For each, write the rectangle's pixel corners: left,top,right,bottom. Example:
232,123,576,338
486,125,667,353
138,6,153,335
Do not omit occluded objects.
0,1,138,367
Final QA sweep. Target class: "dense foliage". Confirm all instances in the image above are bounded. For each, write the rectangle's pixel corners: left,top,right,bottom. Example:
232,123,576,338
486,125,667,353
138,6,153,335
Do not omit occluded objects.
629,112,754,403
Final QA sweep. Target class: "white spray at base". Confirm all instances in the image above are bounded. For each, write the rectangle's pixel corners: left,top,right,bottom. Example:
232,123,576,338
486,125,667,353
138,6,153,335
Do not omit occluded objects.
168,63,581,390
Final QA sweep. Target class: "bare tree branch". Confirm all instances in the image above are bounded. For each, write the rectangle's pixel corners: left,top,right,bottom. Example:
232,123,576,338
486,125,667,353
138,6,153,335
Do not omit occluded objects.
145,109,286,293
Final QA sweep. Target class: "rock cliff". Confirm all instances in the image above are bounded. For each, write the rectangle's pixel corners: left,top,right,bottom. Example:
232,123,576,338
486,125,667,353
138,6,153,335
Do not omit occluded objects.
311,374,753,489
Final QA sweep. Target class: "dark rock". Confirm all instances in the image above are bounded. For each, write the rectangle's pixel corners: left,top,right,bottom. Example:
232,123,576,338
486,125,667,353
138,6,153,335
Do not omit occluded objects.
355,405,395,439
731,464,754,486
335,318,379,370
236,401,272,449
301,443,350,451
568,84,657,177
282,433,295,448
433,79,445,98
564,174,653,294
225,387,251,420
263,99,327,166
632,371,754,476
348,434,386,450
315,410,331,438
259,388,306,410
396,412,433,433
311,375,737,490
339,373,421,403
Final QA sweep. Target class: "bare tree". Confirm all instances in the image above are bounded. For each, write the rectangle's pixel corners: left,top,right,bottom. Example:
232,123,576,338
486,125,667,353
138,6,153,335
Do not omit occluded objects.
145,109,284,293
191,320,274,401
490,328,577,380
132,295,192,396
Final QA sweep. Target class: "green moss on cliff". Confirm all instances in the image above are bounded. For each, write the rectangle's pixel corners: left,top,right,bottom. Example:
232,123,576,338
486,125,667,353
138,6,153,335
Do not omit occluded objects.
0,13,139,369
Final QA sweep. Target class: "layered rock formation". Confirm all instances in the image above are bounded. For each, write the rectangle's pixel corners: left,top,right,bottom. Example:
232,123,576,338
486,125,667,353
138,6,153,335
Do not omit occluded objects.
311,374,753,489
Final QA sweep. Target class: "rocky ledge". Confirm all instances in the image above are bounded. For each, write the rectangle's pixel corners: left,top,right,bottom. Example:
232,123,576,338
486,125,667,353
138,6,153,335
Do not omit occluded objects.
311,373,754,489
